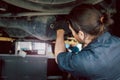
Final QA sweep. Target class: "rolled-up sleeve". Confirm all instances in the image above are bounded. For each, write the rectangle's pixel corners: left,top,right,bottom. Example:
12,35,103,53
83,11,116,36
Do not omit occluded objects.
57,51,88,76
57,52,74,71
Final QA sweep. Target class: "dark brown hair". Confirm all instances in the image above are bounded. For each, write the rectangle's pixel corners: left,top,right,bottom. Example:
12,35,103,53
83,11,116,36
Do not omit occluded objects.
69,4,108,36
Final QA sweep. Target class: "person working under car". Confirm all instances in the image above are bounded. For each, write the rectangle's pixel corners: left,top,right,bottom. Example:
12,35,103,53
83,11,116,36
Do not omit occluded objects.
54,4,120,80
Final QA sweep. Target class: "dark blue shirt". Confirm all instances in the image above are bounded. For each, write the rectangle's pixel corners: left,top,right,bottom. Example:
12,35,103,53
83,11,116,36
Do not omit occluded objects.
57,32,120,80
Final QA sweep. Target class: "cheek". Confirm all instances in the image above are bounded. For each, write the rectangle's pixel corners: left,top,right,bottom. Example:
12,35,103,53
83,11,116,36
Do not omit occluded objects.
74,35,82,43
74,35,84,43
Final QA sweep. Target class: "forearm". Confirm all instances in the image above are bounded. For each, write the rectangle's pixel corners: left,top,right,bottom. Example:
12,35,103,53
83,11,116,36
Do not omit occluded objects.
54,29,66,62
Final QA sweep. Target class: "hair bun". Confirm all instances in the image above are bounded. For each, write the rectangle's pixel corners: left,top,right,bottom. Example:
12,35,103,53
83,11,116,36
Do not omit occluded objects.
102,13,114,26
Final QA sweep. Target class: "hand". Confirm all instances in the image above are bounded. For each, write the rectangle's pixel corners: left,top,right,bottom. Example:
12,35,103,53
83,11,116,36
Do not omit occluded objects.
51,20,71,34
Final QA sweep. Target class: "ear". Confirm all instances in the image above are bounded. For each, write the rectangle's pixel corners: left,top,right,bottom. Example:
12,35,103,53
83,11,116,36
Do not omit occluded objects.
78,31,85,40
